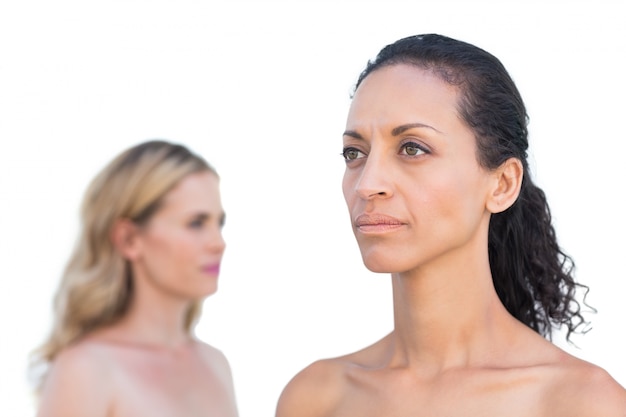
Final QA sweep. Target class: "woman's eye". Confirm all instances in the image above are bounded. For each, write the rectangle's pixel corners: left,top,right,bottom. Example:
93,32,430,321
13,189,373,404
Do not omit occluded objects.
189,219,205,229
342,147,365,161
401,142,426,157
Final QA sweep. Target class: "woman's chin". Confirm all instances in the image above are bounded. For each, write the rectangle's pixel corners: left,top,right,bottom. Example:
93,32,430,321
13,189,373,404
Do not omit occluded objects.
361,256,397,274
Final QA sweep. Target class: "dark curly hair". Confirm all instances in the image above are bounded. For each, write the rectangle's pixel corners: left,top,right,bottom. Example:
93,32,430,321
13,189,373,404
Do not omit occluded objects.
354,34,591,341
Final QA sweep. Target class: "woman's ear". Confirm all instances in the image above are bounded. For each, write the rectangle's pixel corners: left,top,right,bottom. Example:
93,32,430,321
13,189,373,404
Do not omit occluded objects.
486,158,523,214
111,219,142,261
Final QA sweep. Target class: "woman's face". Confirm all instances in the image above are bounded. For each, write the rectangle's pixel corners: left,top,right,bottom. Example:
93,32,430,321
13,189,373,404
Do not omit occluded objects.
342,64,495,274
132,170,226,300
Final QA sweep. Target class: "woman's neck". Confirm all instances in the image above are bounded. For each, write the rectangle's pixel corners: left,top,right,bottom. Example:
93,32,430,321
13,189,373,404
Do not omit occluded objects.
387,247,522,373
121,298,193,349
106,274,194,350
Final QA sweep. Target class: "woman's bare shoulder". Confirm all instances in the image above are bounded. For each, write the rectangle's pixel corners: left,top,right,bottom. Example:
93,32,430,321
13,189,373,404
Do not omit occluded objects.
276,356,354,417
46,338,116,384
195,339,228,361
194,340,235,379
547,354,626,416
276,335,392,417
37,340,115,417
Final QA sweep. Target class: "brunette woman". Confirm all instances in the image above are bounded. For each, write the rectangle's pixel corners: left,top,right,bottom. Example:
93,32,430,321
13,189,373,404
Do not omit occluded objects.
277,34,626,417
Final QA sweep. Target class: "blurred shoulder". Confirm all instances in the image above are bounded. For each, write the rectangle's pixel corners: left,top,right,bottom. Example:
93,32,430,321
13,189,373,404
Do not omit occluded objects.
276,357,350,417
196,340,230,364
196,339,227,357
46,339,115,383
37,341,114,417
195,340,235,378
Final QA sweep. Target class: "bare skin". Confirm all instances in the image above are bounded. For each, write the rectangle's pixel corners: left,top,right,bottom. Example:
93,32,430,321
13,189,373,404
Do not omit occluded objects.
37,333,238,417
277,332,625,417
276,64,626,416
37,171,239,417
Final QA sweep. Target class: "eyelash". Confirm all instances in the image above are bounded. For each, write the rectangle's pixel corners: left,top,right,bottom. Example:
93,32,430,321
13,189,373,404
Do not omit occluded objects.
341,141,429,162
189,219,205,229
189,217,226,229
399,141,429,157
341,147,365,162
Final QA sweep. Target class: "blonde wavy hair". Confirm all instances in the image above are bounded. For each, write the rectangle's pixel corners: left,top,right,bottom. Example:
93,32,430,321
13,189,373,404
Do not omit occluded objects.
30,140,216,390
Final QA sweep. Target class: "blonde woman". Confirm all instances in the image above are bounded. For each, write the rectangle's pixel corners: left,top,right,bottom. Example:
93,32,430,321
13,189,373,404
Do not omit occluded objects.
32,140,238,417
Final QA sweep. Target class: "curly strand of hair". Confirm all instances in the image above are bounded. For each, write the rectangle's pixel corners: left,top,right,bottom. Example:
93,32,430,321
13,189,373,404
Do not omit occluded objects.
489,176,592,341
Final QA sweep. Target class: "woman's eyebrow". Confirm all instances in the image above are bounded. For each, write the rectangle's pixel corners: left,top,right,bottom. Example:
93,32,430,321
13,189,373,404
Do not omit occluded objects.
343,122,442,140
392,122,441,135
342,130,364,140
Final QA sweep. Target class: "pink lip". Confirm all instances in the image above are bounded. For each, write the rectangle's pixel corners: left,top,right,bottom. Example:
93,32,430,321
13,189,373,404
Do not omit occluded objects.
354,213,406,233
202,263,221,275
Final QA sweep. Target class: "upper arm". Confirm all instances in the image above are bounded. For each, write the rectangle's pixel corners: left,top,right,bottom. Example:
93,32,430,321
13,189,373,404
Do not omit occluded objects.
197,343,239,415
276,360,344,417
36,348,112,417
213,347,236,387
214,347,239,405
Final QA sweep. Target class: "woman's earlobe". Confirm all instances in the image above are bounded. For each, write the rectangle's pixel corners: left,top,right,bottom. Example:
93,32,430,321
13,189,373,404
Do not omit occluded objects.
487,158,523,214
111,219,142,260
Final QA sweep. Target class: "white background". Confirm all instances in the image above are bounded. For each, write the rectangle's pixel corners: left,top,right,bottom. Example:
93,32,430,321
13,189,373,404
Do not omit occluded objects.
1,1,624,416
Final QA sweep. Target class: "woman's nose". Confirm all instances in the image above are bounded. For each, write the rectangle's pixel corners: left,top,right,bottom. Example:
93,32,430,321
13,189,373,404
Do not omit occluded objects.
205,227,226,253
354,153,393,200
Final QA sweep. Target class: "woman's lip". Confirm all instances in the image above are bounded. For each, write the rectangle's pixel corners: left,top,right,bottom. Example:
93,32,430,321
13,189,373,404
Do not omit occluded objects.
202,264,221,275
355,213,406,233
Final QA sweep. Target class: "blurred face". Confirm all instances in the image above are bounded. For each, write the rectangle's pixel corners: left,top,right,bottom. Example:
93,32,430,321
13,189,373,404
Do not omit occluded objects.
133,170,226,300
342,64,494,274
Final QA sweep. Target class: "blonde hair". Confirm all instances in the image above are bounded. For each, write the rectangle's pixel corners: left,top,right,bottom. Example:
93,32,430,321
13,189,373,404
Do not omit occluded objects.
31,140,216,390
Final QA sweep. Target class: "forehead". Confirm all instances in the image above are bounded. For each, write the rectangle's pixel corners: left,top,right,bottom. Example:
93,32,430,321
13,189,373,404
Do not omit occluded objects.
347,64,461,131
161,171,221,209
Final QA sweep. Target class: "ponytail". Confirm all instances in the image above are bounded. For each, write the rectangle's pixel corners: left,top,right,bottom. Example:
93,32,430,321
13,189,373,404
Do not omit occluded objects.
489,174,590,340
